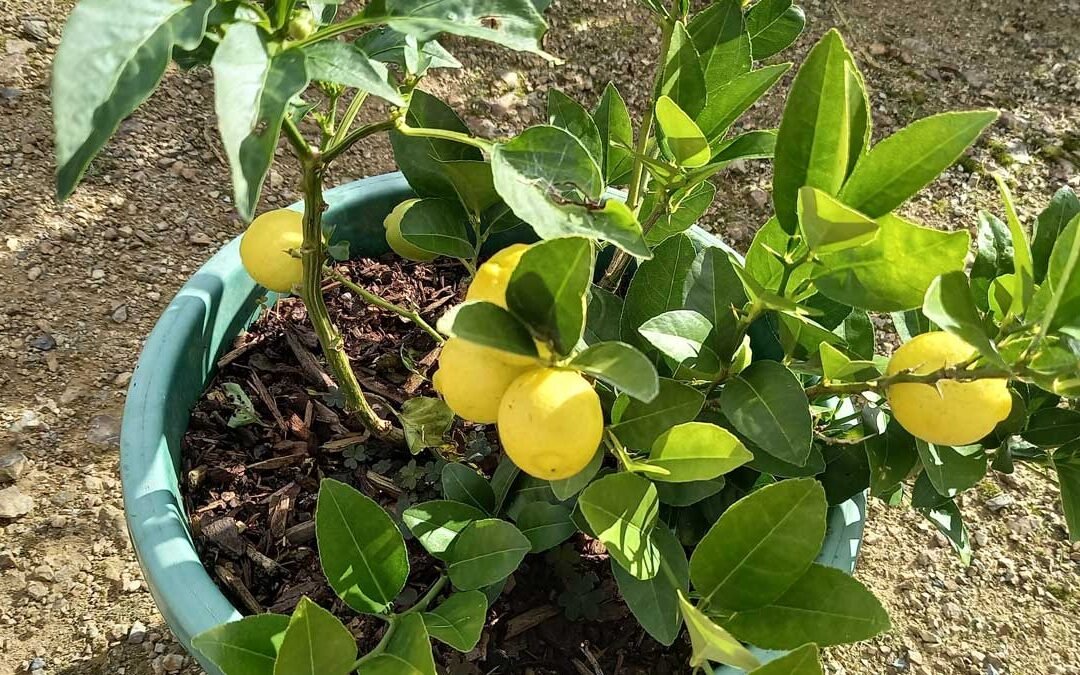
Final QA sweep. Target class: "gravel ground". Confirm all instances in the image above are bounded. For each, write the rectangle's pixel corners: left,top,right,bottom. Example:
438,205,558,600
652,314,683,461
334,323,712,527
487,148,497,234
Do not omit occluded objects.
0,0,1078,673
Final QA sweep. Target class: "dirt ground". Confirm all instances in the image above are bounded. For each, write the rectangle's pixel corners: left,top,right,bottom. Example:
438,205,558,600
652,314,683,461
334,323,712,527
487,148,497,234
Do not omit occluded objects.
0,0,1078,673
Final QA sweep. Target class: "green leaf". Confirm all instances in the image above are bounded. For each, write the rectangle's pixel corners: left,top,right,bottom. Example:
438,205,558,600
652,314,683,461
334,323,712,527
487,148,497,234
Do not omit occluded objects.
655,96,711,168
436,160,499,216
212,25,309,221
819,343,879,383
772,29,862,233
446,518,531,590
362,612,436,675
437,302,539,358
372,0,551,58
661,21,707,118
579,472,661,579
1032,187,1080,284
921,271,1004,366
609,378,705,450
915,440,987,498
506,237,593,355
745,0,806,59
400,397,454,454
516,502,576,552
796,187,879,254
550,447,604,500
53,0,213,200
920,498,972,564
687,0,750,92
684,246,748,360
316,478,408,614
355,27,461,74
644,181,717,246
745,217,812,293
274,598,356,675
492,126,649,257
864,423,919,498
679,592,761,671
584,287,624,345
192,614,289,675
1021,407,1080,447
724,563,890,648
399,198,475,258
839,110,997,218
490,457,520,514
1052,440,1080,541
403,500,487,560
548,89,603,166
819,442,871,505
570,341,659,402
302,40,404,105
612,526,688,646
696,63,791,144
592,83,635,185
638,310,723,376
690,478,826,611
621,233,698,352
749,644,823,675
720,361,813,466
503,475,557,521
441,463,496,514
645,422,753,482
710,129,778,164
993,175,1036,319
1029,213,1080,339
654,478,726,506
813,213,970,312
391,90,482,201
779,313,844,360
972,211,1014,309
423,591,487,653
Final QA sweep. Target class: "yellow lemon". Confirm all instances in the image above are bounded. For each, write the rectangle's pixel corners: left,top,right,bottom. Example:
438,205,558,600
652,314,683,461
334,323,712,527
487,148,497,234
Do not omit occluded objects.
886,331,1012,446
239,209,304,293
497,368,603,480
384,199,437,262
433,338,536,424
465,243,531,308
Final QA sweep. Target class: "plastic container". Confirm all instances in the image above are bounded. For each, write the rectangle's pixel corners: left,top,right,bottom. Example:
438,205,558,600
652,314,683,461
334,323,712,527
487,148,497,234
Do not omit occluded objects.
119,172,865,675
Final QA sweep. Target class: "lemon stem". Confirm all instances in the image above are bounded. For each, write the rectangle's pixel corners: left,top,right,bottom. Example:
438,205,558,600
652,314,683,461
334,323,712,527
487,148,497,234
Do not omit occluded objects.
805,364,1015,399
324,266,444,344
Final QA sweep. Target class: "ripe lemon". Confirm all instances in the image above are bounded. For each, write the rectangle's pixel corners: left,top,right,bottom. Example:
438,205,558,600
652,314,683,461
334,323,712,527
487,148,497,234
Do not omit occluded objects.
433,338,536,424
384,199,437,262
886,331,1012,446
497,368,603,480
239,209,304,293
465,243,531,308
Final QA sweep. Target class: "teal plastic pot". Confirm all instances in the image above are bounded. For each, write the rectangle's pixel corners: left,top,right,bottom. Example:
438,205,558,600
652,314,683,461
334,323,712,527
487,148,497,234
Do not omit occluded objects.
119,172,866,675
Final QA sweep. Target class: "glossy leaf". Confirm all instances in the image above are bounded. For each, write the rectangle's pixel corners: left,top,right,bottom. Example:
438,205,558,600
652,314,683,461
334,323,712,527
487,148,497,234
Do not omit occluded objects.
356,27,461,74
696,63,791,144
660,21,707,118
690,478,826,610
403,500,487,560
192,614,289,675
1029,213,1080,338
548,89,603,166
679,592,761,671
506,237,593,355
645,422,753,482
813,213,970,312
688,0,750,91
643,181,717,246
550,447,603,500
612,526,688,646
490,457,520,514
749,644,823,675
710,129,778,164
399,198,475,258
579,473,661,579
1032,187,1080,283
609,378,705,450
724,564,890,648
438,159,499,215
920,498,972,564
721,361,813,466
745,217,812,293
621,234,698,352
584,287,624,345
656,96,711,168
446,519,531,590
316,478,408,614
1052,440,1080,541
363,612,436,675
922,271,1004,366
303,40,404,105
441,463,496,514
516,502,576,552
864,423,919,498
570,341,660,402
391,90,482,200
372,0,551,58
746,0,806,59
274,598,356,675
916,440,987,498
400,397,454,454
1021,407,1080,447
994,175,1036,318
503,475,557,521
212,25,309,220
819,442,871,505
684,246,748,359
423,591,487,652
655,478,726,506
54,0,213,200
772,29,862,233
638,310,722,375
819,342,879,383
797,187,879,254
437,301,539,358
839,111,997,218
592,83,635,185
972,211,1014,309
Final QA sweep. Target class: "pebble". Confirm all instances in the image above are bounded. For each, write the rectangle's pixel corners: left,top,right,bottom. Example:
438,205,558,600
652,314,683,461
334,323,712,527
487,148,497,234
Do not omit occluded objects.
29,333,56,351
986,493,1015,512
0,485,33,519
111,305,129,323
91,269,105,280
86,414,122,447
189,232,213,245
27,266,43,281
161,654,185,672
128,620,148,644
0,450,28,482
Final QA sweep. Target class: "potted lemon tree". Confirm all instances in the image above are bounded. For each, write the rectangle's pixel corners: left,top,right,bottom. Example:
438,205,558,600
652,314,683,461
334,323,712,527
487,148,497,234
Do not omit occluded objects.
53,0,1080,672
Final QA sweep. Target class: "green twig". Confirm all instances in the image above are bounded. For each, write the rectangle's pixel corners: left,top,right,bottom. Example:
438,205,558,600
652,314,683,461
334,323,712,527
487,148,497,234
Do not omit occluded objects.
394,120,494,153
352,616,397,669
323,119,395,163
805,365,1014,399
404,574,448,615
329,90,370,148
325,266,444,343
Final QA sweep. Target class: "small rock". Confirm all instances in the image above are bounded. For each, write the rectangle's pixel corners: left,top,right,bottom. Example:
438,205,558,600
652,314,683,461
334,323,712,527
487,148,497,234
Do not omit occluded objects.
113,371,132,387
22,18,49,41
498,70,521,88
0,450,28,482
128,620,148,644
27,266,43,281
91,269,106,280
0,486,34,519
748,188,769,211
869,42,888,56
102,227,119,241
60,383,86,405
111,305,129,323
161,654,185,672
84,476,104,492
189,232,213,245
29,333,56,351
986,493,1014,512
86,414,122,447
9,410,43,433
25,580,48,600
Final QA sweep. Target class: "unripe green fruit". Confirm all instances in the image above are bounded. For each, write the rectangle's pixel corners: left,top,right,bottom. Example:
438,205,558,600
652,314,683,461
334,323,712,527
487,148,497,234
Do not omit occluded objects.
384,199,438,262
288,9,316,40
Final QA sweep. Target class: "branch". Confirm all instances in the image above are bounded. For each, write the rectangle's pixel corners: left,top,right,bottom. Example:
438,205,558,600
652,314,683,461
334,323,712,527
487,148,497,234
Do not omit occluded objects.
805,365,1014,399
323,119,395,163
394,120,494,153
325,266,444,344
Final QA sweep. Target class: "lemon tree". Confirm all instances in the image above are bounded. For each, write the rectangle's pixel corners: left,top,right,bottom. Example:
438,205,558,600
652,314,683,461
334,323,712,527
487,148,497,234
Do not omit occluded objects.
53,0,1080,672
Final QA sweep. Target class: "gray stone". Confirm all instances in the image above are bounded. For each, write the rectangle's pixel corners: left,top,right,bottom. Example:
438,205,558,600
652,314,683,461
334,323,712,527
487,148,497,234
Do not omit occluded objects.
0,450,27,482
86,414,121,447
0,486,33,519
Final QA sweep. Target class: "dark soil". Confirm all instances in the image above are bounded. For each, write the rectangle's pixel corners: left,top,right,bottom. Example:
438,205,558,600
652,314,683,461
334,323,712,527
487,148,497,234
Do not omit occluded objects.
180,254,691,674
